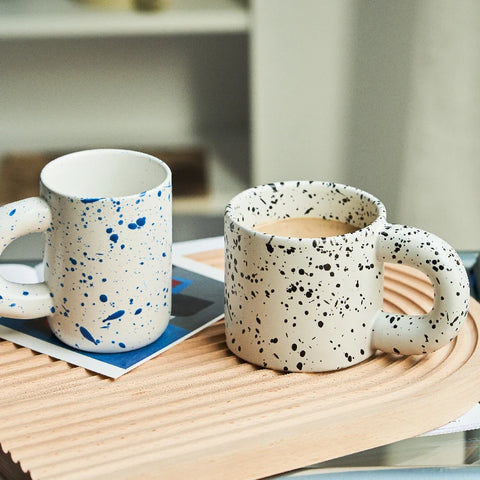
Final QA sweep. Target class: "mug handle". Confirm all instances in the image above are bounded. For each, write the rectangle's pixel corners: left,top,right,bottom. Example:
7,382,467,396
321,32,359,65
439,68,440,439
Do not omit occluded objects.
0,198,53,319
372,224,470,355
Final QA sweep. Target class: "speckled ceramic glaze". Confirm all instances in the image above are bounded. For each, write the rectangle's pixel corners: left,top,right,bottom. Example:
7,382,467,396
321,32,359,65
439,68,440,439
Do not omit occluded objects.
224,181,470,372
0,149,172,353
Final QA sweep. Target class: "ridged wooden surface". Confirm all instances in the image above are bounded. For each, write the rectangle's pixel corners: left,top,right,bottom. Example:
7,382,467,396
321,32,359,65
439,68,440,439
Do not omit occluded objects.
0,253,479,480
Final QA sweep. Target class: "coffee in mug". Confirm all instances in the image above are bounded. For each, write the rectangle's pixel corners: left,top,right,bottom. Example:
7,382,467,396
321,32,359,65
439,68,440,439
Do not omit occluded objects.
224,181,470,372
253,217,359,238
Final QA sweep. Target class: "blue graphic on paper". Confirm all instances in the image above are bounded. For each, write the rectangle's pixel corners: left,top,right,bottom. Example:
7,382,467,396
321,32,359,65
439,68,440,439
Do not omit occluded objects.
0,315,189,370
0,265,224,376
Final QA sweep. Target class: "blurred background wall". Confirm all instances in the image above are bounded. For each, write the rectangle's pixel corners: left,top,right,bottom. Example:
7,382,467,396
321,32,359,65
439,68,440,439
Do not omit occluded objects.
252,0,480,250
1,0,478,248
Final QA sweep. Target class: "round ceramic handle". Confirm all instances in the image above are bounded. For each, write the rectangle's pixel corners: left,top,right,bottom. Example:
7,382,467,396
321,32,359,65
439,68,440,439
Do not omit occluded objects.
0,198,53,318
372,224,470,354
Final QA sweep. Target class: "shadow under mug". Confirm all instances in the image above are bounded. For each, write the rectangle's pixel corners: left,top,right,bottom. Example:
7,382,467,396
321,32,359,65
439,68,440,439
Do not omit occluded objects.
0,149,172,353
224,181,470,372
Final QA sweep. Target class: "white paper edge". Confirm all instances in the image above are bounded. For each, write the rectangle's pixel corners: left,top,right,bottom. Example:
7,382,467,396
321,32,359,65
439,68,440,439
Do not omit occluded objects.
421,402,480,437
172,235,224,258
0,324,126,378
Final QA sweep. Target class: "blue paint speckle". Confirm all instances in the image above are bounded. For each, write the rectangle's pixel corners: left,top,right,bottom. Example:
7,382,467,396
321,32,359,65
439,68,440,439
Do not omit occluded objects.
106,227,113,234
100,294,108,302
103,310,125,322
9,209,16,216
135,308,142,315
119,342,126,348
80,326,99,345
22,291,29,296
110,234,119,243
70,257,77,265
81,198,102,204
50,306,55,313
128,217,146,229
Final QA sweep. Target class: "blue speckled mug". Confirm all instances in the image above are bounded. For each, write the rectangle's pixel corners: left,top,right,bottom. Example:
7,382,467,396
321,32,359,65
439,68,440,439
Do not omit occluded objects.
0,149,172,353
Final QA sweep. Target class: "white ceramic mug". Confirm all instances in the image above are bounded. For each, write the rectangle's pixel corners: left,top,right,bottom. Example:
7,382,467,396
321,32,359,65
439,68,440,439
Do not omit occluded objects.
0,149,172,353
224,181,470,372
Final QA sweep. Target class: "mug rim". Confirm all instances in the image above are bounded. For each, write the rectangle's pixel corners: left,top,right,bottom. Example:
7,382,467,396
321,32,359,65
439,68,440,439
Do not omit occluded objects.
40,149,172,201
225,180,387,242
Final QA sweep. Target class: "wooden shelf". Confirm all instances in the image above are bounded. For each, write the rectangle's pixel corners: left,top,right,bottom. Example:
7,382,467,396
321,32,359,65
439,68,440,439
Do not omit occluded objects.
0,0,250,215
0,129,250,216
0,0,250,38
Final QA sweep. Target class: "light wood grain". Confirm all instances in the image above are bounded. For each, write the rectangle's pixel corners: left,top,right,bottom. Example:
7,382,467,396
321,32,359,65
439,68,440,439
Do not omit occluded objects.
187,248,225,271
0,250,479,480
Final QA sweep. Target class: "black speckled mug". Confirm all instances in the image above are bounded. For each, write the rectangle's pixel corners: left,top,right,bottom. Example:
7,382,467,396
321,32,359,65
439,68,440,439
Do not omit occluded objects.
224,181,470,372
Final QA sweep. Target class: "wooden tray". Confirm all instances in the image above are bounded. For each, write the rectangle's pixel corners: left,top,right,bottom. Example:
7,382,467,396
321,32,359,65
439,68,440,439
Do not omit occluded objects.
1,251,480,480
